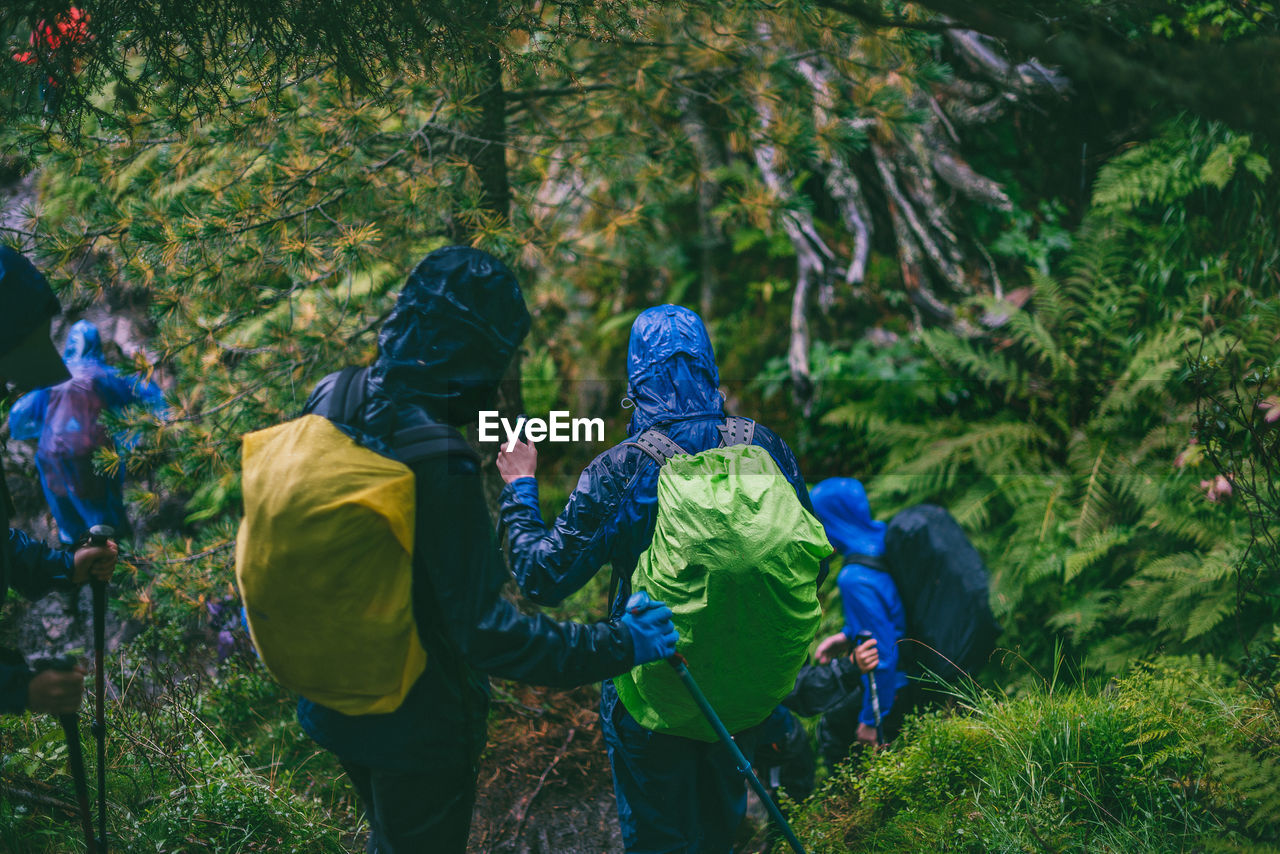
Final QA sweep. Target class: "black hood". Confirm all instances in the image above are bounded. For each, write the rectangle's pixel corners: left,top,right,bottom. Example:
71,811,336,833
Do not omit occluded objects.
370,246,530,426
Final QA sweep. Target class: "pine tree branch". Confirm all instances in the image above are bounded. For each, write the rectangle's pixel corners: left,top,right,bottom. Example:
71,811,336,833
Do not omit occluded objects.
813,0,959,33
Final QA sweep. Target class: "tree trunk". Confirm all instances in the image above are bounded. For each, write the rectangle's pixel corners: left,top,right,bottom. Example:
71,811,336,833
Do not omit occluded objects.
677,94,726,321
449,41,523,516
450,45,512,241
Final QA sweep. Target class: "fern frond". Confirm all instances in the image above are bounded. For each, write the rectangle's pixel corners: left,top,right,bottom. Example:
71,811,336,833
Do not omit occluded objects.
1063,526,1134,583
1027,269,1069,330
918,328,1023,394
1097,324,1200,417
892,421,1046,496
1090,118,1250,214
1070,435,1116,543
1000,298,1075,382
1046,589,1118,639
1139,503,1227,551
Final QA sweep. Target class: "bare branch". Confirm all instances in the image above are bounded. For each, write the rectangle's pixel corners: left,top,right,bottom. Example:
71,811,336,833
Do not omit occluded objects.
947,29,1070,96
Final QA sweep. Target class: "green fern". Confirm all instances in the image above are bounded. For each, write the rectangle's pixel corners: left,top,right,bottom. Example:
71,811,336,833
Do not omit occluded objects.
1091,118,1268,215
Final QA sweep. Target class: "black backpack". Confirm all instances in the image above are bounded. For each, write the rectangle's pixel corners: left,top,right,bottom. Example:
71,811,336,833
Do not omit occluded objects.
881,505,1002,683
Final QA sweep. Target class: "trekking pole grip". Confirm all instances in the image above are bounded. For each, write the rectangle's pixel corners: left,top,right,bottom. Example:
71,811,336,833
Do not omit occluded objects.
853,630,884,745
86,524,114,550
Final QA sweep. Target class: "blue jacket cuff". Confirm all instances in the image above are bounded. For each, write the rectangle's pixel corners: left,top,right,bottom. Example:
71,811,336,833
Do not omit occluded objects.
501,476,539,506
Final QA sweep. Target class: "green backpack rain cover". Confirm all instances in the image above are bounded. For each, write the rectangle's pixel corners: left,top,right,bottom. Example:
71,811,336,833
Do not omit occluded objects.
613,419,831,741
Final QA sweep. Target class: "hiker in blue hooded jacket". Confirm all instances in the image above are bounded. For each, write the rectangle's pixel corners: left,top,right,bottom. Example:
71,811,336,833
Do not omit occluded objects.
809,477,910,761
293,247,678,854
9,319,165,545
1,246,118,717
497,304,824,853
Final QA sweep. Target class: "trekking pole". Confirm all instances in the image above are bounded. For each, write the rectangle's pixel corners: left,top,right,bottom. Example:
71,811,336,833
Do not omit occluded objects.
34,657,97,854
665,654,809,854
853,631,884,746
87,524,113,854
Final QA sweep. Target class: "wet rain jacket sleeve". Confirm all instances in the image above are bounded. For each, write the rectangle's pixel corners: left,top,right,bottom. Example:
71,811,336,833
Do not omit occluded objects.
838,564,907,727
8,388,48,441
412,453,636,687
96,368,164,414
498,449,635,607
4,528,75,598
1,529,75,713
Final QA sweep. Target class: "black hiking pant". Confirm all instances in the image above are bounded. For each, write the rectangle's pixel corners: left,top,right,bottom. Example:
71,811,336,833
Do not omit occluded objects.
330,669,489,854
601,679,768,853
818,683,915,768
341,754,478,854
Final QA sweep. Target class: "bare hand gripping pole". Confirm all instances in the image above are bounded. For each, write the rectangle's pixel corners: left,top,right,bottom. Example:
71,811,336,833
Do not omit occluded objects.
87,524,113,854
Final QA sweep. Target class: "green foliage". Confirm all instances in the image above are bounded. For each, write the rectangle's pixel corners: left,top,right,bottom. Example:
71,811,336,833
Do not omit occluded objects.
1187,316,1280,664
0,0,1044,630
991,199,1073,276
806,117,1278,675
793,656,1280,853
1151,0,1278,41
0,632,352,852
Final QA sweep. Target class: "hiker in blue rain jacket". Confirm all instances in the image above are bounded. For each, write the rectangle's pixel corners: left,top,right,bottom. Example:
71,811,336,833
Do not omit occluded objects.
497,304,825,854
1,246,118,718
9,320,165,544
294,247,678,854
809,477,911,763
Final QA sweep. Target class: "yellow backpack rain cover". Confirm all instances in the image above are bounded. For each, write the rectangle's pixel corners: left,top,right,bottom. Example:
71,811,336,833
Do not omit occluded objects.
235,413,424,715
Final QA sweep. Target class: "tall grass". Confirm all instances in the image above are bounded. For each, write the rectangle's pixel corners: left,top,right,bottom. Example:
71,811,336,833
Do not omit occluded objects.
0,631,354,853
793,654,1280,853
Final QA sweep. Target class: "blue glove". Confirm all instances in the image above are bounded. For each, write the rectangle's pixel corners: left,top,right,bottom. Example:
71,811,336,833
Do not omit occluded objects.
622,590,679,666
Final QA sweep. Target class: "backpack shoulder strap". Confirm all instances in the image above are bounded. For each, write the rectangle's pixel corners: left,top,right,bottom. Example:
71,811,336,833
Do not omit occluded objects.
329,366,369,426
392,423,479,466
609,428,687,614
845,553,887,571
624,429,689,466
717,415,756,447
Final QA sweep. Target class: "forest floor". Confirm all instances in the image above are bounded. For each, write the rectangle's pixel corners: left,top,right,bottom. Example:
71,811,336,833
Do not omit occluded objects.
465,682,775,854
468,683,624,854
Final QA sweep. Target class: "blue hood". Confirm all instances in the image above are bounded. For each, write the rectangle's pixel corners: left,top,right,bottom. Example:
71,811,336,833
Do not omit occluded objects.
63,320,105,376
810,478,886,558
371,246,530,426
625,305,723,435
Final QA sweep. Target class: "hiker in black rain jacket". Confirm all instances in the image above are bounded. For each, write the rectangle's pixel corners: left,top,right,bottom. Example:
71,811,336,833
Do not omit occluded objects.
1,246,118,718
497,304,826,853
294,246,678,854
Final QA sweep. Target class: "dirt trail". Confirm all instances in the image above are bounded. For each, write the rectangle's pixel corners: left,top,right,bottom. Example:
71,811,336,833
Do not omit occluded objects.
466,682,777,854
469,683,623,854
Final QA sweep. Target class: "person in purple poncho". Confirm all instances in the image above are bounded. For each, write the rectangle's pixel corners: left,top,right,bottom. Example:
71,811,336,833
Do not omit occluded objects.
9,319,164,544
